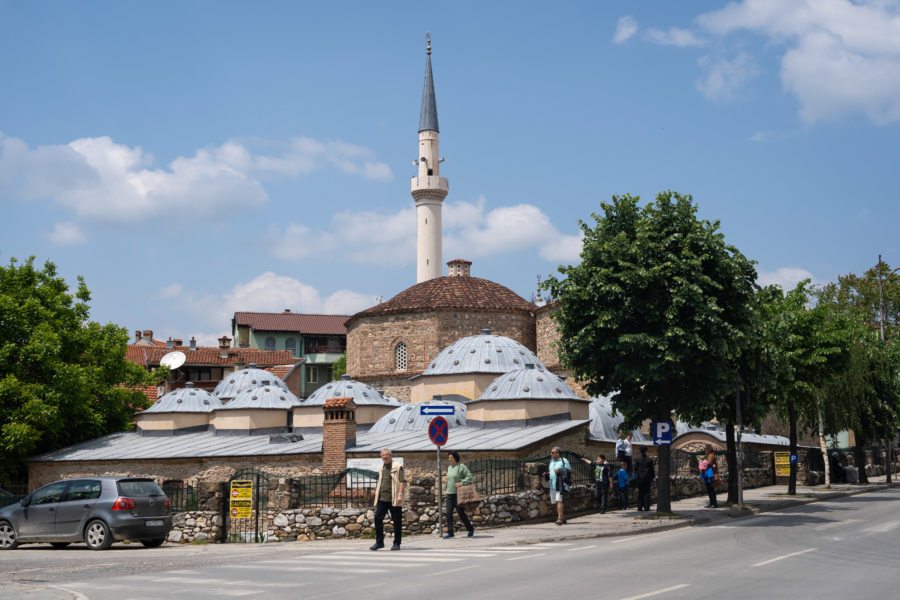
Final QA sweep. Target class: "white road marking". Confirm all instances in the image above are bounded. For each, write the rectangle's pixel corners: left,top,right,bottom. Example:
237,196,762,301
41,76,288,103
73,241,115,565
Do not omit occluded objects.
814,519,860,531
50,586,90,600
619,584,690,600
751,548,818,567
423,565,479,577
225,564,386,573
303,581,387,600
567,544,596,551
863,520,900,533
479,547,529,552
327,552,461,562
505,552,546,561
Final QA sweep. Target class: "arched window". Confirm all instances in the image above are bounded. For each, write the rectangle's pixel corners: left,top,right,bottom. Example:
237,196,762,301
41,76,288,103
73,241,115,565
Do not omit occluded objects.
395,342,408,371
264,337,276,351
285,338,297,356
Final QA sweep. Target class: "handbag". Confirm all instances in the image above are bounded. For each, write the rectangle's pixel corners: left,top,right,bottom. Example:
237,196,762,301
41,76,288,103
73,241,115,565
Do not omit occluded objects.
457,483,481,506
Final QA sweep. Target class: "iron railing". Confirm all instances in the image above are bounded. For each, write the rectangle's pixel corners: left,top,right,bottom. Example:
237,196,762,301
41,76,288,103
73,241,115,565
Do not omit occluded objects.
0,484,28,509
286,468,378,509
160,480,200,512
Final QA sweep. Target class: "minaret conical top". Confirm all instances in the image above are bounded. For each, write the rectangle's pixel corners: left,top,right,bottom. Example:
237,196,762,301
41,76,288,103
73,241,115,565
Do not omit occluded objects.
419,34,439,133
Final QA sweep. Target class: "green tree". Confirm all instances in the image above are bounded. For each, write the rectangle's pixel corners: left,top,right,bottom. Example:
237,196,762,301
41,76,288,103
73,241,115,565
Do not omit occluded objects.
0,257,156,481
331,353,346,380
544,192,757,512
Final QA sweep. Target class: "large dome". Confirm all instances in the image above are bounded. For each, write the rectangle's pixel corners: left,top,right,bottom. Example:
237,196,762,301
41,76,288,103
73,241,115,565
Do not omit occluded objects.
477,366,586,402
369,399,467,432
346,276,534,327
588,396,651,443
140,383,223,413
420,329,546,377
213,366,288,401
219,383,302,410
302,374,402,407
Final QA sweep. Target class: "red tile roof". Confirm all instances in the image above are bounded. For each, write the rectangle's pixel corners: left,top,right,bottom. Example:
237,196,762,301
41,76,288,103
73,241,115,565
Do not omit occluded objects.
120,383,160,404
324,396,355,409
232,312,349,335
346,276,534,327
125,345,300,368
266,364,302,380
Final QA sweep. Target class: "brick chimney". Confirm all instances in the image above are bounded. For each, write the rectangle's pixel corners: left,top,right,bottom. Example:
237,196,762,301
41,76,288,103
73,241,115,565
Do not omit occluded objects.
143,330,153,341
173,338,183,347
218,336,232,359
189,337,197,351
322,397,357,473
134,330,142,343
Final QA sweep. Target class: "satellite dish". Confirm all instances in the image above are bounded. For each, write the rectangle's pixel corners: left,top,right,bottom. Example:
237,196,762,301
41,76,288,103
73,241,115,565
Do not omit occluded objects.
160,351,186,370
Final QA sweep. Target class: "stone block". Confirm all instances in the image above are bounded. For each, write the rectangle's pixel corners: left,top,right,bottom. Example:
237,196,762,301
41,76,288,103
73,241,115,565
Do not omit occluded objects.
307,516,323,527
274,515,289,527
167,530,183,543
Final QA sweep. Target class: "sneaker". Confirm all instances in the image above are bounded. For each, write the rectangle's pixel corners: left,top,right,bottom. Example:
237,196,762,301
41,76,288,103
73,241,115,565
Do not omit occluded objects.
467,530,474,537
369,542,384,551
391,544,401,551
443,534,454,539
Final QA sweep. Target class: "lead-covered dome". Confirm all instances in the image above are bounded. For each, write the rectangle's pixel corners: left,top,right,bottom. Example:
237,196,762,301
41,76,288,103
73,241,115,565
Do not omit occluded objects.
213,366,288,401
477,365,586,402
140,382,223,413
588,396,651,443
301,374,402,407
369,399,467,432
421,330,546,376
218,382,302,410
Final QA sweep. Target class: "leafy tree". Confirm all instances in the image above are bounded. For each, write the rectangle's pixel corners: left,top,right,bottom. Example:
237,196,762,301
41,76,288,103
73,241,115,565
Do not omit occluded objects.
331,353,347,380
0,257,156,481
544,192,757,512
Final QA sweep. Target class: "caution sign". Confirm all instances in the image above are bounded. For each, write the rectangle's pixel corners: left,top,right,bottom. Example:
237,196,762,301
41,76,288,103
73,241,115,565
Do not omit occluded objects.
230,480,252,518
774,452,791,477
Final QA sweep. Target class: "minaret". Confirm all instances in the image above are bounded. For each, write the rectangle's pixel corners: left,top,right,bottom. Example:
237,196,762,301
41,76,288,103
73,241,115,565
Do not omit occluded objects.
411,34,449,283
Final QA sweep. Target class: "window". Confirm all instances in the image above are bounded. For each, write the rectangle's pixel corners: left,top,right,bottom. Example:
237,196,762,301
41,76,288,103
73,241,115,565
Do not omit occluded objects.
66,480,102,501
306,366,318,383
395,342,408,371
30,481,68,505
285,338,297,357
116,479,165,497
264,337,276,351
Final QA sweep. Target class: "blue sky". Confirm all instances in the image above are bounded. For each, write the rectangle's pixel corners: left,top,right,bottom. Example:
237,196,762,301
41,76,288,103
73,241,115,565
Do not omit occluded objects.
2,0,899,345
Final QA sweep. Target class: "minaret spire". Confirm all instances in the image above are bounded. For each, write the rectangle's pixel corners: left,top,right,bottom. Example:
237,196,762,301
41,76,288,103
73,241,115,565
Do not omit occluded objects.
411,34,449,283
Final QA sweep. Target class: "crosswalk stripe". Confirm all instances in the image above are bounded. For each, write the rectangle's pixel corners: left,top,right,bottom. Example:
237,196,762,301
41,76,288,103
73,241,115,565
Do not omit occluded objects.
327,552,462,562
225,564,386,574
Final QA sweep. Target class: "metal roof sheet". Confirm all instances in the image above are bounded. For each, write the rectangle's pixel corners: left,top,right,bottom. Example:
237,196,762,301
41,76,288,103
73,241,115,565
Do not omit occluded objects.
368,400,468,432
420,330,546,377
587,396,652,443
232,312,348,335
140,383,223,414
220,385,302,410
418,50,439,132
476,366,587,402
213,368,289,401
302,375,402,407
675,421,789,446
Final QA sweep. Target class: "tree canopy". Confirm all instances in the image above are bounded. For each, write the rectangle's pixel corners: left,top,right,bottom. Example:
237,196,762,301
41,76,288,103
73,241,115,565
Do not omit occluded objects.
0,257,156,481
544,191,757,511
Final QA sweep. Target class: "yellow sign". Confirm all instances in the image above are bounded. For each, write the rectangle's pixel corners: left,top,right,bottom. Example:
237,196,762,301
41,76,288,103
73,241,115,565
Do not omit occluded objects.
774,452,791,477
230,480,253,518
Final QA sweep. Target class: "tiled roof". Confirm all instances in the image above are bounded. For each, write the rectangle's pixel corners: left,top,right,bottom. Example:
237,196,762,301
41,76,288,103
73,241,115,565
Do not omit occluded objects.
346,276,534,327
121,384,160,404
124,345,299,368
232,312,349,335
266,364,301,380
324,397,355,409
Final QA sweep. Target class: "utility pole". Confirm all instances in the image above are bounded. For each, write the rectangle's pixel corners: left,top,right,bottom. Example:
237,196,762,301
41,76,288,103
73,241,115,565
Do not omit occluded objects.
735,383,744,506
877,254,899,484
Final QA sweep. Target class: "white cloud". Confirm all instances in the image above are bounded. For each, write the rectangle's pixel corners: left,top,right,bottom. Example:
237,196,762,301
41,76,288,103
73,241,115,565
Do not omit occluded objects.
155,283,183,299
757,266,820,290
645,27,706,47
697,0,900,123
48,221,86,245
265,196,583,267
613,16,639,44
0,132,393,237
696,52,761,100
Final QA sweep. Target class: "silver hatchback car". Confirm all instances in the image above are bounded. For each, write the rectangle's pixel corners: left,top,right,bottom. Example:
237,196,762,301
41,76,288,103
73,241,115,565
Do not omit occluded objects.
0,477,172,550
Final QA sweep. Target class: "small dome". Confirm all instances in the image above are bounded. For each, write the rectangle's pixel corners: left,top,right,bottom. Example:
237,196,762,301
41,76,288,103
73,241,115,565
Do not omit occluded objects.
588,396,651,443
218,382,302,410
422,330,546,376
369,400,467,432
141,382,223,414
213,367,288,401
302,374,402,407
476,366,586,402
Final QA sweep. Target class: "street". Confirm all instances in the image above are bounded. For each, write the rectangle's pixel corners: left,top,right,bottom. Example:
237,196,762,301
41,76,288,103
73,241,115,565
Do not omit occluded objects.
2,486,898,599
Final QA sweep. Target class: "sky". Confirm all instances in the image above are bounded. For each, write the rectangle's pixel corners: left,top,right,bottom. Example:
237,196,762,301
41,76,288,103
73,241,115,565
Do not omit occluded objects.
2,0,899,346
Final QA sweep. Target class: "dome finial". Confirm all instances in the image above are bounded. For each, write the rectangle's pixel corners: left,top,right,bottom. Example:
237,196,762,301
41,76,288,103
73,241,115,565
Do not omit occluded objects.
426,32,431,56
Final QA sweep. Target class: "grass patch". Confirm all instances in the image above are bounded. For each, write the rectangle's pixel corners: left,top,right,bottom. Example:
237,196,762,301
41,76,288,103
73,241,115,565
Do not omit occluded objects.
190,538,209,545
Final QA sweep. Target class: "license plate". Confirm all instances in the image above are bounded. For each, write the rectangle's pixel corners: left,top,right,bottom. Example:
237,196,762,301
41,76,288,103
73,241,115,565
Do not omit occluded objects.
145,520,164,527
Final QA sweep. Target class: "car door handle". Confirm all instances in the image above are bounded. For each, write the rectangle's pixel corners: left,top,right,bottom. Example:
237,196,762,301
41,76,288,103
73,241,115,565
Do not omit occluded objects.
48,507,55,511
83,505,91,509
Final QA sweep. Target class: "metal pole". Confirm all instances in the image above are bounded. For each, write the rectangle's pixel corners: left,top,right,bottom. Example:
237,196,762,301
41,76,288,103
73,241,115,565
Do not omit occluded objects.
436,446,443,537
736,383,743,506
878,255,895,484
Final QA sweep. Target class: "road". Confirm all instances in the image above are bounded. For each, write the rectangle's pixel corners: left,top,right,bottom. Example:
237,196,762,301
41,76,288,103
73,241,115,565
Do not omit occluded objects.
3,487,898,599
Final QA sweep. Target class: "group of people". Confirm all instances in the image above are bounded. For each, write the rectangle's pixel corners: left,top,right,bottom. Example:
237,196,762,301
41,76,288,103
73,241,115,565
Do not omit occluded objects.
369,442,721,550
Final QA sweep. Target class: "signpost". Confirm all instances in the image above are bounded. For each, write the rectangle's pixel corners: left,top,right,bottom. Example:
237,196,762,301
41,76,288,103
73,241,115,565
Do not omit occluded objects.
230,480,252,519
652,420,674,446
420,405,455,416
428,416,449,537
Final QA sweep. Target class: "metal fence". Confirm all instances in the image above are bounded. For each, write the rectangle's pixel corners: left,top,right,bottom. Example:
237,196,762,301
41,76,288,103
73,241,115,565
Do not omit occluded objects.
285,468,379,509
160,480,200,513
0,484,28,509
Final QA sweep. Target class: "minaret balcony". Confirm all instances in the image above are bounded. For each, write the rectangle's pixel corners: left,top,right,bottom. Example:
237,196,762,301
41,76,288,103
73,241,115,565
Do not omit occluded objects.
410,176,449,196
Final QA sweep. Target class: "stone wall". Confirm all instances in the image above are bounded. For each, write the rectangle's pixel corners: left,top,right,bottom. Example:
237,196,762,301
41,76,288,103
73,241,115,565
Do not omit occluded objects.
535,302,560,369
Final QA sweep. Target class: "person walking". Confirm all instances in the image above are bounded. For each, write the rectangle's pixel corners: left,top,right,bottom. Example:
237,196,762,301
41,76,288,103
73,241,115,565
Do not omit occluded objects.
634,446,655,512
371,448,405,550
547,447,571,525
700,451,719,508
443,451,475,538
616,432,633,473
616,461,630,510
581,454,611,513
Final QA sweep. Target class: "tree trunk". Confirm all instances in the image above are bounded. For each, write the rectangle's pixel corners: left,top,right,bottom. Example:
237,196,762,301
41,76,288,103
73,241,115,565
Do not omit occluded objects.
726,420,738,504
788,400,798,495
656,404,672,513
818,409,830,489
853,440,869,484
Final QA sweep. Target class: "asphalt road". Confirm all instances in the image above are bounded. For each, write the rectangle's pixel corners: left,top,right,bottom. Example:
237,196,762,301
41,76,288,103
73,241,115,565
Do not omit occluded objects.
3,487,898,600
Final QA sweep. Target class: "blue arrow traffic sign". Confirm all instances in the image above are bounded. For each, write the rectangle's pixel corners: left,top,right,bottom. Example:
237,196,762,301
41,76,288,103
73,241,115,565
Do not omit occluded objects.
428,416,449,446
420,405,455,415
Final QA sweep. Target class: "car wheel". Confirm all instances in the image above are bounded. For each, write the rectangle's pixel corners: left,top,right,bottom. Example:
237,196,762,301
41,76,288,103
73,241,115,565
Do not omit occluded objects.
84,520,113,550
0,521,19,550
50,542,71,549
141,538,166,548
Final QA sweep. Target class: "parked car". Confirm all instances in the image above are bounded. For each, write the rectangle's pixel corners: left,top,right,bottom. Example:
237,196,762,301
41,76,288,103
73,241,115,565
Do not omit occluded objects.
0,477,172,550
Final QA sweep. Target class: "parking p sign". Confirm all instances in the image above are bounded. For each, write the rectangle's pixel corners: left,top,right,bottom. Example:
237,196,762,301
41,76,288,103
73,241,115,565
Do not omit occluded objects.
652,420,674,446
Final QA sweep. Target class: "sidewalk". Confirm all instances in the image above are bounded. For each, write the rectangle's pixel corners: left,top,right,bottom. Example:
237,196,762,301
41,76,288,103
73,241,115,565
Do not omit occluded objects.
403,476,897,551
